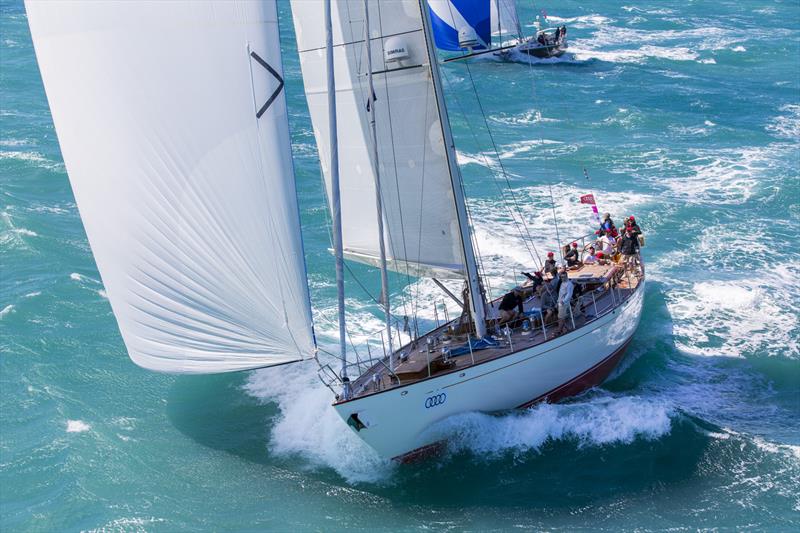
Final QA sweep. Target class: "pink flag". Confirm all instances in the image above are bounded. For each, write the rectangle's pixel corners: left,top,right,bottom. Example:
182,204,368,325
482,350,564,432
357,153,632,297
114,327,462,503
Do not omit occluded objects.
580,194,596,205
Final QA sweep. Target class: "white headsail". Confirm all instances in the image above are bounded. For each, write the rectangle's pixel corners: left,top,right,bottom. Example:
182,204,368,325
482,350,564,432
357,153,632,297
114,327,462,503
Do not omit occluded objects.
26,1,316,373
291,0,467,279
490,0,522,41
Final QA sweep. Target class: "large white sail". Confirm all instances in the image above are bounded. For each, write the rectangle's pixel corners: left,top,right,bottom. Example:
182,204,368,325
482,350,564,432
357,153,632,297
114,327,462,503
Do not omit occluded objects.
26,1,316,373
291,0,467,279
490,0,522,40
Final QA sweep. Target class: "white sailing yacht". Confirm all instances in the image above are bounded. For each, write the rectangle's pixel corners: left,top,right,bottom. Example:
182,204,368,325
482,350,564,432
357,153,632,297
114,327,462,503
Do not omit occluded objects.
27,0,643,462
430,0,568,63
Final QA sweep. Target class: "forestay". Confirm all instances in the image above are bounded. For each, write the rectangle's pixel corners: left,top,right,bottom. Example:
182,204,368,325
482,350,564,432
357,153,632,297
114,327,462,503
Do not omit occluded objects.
26,1,316,373
427,0,491,51
490,0,522,41
292,0,468,279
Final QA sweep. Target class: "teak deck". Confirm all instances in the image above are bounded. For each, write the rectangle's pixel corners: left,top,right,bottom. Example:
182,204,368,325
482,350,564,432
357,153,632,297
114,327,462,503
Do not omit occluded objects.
346,262,642,400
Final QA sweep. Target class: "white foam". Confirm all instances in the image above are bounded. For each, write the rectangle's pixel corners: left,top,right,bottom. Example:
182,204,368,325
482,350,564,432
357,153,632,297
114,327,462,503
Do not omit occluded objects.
654,144,793,206
490,109,561,126
432,396,673,456
752,437,800,461
541,14,615,28
0,305,14,319
766,104,800,140
70,272,101,285
665,275,799,359
0,150,64,171
24,291,41,298
731,45,747,52
245,362,394,484
66,420,91,433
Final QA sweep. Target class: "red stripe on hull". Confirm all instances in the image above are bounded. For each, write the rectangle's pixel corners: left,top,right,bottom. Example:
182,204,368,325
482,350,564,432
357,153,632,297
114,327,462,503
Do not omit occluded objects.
517,338,632,409
391,338,633,463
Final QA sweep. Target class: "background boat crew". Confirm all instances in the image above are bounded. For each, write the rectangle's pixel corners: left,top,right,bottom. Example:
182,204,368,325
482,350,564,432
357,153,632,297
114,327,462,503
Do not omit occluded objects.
619,228,641,270
543,251,558,277
583,246,598,264
556,269,575,335
595,251,608,265
565,242,581,268
498,288,524,325
521,270,544,291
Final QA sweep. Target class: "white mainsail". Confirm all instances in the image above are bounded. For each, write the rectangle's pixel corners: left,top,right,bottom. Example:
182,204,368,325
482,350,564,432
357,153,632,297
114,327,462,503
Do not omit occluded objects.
291,0,467,279
490,0,522,40
26,0,316,373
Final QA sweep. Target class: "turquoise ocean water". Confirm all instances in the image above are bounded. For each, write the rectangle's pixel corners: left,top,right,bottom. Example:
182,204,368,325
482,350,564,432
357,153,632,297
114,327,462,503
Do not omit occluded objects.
2,0,799,530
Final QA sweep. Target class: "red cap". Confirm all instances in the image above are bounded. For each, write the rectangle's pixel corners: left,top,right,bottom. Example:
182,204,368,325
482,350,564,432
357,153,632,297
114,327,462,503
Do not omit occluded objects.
595,230,602,235
629,216,635,221
596,252,604,258
572,242,578,247
547,252,554,257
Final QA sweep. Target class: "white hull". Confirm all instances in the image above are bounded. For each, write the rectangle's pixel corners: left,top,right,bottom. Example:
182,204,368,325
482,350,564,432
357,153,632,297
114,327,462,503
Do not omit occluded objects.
334,279,645,460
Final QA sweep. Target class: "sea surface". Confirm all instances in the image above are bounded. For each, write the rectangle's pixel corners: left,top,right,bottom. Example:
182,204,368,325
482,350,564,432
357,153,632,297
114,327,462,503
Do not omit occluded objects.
2,0,799,531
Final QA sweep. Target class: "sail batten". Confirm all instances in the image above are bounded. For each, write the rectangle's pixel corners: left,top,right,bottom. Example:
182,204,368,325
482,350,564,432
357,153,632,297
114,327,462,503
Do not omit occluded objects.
292,0,467,280
26,0,316,374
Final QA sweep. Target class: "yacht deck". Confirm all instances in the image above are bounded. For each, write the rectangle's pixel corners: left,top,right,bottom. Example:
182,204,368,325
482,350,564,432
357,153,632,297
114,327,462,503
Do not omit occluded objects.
338,262,643,402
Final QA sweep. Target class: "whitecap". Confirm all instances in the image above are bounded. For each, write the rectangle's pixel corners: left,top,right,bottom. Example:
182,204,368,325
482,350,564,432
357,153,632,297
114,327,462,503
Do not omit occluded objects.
0,305,14,319
766,104,800,140
66,420,91,433
665,276,799,359
0,150,64,171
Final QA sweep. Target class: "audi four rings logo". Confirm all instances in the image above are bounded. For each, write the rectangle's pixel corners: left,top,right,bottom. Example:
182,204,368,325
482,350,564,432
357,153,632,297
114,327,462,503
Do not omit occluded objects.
424,393,447,409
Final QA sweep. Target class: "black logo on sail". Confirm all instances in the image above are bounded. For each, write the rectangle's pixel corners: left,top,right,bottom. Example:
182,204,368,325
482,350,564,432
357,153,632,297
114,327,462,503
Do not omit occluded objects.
250,51,284,119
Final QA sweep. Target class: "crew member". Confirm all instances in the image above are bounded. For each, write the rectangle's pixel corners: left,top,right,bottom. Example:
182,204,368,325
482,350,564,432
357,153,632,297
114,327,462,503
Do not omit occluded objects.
543,252,558,277
564,242,581,267
498,288,524,325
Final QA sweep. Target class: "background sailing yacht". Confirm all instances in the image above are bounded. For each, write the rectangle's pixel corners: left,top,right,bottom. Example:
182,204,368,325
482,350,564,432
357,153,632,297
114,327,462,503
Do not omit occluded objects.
27,0,641,461
428,0,568,61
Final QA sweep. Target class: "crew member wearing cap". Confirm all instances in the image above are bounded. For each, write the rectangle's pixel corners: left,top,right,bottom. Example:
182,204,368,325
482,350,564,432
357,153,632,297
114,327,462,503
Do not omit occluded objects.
543,252,558,277
624,216,641,237
564,242,581,268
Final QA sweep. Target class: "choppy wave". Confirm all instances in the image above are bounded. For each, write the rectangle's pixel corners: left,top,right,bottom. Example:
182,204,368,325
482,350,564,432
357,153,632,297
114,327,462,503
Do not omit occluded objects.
0,150,64,171
766,104,800,140
665,271,799,359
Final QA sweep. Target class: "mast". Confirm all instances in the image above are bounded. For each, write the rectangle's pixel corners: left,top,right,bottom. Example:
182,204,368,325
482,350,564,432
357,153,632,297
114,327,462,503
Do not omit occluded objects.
419,0,488,338
325,0,350,397
363,0,394,369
